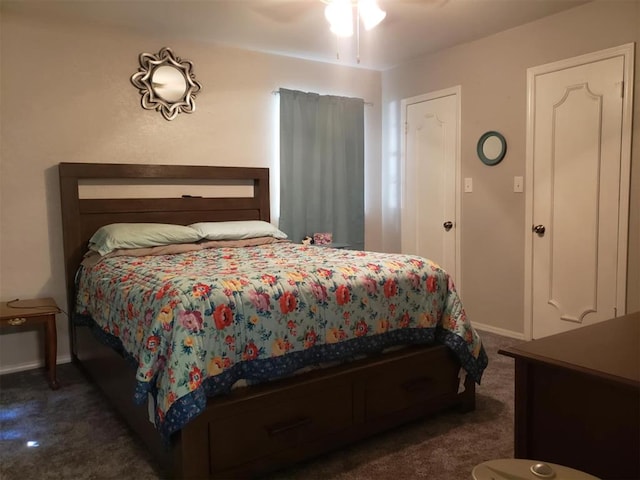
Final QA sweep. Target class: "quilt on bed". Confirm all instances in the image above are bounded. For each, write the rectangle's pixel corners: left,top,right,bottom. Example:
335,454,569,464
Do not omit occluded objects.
74,242,488,441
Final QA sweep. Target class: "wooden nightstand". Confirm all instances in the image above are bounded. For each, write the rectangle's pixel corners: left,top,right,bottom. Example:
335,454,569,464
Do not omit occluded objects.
0,297,61,389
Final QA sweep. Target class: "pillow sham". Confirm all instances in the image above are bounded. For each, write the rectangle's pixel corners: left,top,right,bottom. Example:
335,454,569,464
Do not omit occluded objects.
88,223,203,256
189,220,288,241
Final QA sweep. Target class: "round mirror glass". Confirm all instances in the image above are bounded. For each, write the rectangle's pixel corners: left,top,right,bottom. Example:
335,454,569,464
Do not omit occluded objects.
482,136,503,161
151,66,187,103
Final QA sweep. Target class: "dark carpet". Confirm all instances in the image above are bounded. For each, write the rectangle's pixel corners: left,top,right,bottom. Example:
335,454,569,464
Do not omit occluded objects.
0,330,521,479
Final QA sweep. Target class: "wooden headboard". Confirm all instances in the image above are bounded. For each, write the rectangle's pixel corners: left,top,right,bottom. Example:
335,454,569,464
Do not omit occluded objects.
58,162,270,320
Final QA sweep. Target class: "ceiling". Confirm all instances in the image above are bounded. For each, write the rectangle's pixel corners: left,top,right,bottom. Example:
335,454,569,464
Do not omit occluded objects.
2,0,590,70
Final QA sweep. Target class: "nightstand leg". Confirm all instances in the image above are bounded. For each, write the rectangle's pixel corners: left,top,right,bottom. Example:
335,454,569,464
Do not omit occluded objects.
45,315,59,389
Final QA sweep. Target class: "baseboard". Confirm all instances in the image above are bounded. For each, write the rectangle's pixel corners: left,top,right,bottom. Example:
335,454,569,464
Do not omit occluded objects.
473,322,525,340
0,355,72,376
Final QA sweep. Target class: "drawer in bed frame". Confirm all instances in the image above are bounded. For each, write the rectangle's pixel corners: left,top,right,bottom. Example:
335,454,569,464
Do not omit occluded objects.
364,346,460,420
208,378,353,473
74,323,475,479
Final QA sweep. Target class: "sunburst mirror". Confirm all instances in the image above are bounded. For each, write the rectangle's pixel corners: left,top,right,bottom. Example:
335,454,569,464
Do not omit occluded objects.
131,47,202,121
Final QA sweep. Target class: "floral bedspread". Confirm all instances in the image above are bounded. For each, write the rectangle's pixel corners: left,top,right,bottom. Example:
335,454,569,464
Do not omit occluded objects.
74,243,488,441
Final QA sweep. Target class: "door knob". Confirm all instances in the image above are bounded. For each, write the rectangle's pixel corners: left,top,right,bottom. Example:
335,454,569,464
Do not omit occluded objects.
443,221,453,231
533,225,546,236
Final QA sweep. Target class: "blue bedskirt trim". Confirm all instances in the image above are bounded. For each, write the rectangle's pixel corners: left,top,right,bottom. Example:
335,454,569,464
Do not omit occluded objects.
73,313,488,444
436,327,488,386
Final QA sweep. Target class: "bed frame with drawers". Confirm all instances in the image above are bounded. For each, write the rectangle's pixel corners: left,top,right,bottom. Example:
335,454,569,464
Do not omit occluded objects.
59,162,475,479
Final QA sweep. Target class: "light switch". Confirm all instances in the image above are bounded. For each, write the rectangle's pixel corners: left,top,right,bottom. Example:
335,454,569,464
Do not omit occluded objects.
514,176,524,193
464,178,473,193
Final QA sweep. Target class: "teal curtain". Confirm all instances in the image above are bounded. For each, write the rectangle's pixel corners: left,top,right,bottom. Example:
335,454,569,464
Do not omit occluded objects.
279,88,364,250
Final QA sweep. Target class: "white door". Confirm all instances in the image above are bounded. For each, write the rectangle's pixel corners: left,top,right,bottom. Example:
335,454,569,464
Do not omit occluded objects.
401,87,460,287
525,44,634,339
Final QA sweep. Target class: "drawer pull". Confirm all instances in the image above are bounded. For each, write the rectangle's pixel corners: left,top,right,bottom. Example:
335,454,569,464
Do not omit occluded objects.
266,416,312,437
8,317,27,326
401,376,433,393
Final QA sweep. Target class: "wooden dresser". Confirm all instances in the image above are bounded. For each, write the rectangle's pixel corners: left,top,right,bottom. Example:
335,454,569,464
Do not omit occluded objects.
499,312,639,480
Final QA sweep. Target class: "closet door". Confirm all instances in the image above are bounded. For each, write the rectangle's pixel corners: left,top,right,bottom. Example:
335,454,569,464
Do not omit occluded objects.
525,44,633,339
401,87,460,287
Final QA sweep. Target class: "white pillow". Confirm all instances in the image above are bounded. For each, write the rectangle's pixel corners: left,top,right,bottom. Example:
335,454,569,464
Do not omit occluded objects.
189,220,288,241
88,223,203,256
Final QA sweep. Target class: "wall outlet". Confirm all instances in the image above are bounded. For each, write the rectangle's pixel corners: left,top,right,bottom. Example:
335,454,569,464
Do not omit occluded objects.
514,176,524,193
464,177,473,193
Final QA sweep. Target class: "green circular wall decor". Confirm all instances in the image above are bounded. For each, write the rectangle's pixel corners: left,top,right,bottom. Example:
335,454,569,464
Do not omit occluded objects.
477,131,507,166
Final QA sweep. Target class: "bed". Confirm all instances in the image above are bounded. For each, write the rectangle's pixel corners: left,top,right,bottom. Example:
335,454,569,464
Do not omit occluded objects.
59,162,488,479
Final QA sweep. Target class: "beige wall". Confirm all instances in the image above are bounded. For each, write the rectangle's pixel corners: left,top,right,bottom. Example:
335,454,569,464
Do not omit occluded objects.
0,11,382,372
381,0,640,335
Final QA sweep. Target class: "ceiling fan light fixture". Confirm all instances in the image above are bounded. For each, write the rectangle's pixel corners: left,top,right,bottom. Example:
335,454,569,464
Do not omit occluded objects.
323,0,386,62
325,0,354,37
358,0,386,30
